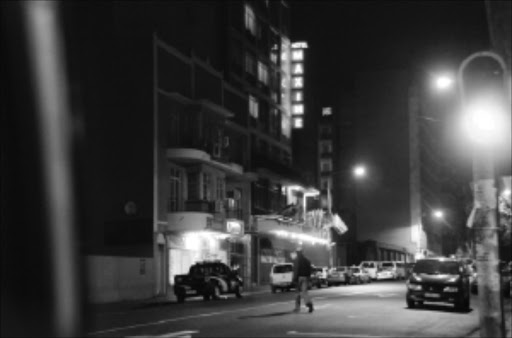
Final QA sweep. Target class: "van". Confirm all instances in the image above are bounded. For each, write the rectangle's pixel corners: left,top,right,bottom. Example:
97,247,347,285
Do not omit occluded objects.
359,261,378,279
378,261,406,280
269,263,294,293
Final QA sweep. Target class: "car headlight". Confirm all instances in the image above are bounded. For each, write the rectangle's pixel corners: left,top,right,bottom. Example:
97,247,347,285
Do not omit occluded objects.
447,276,460,283
443,286,458,292
408,283,422,291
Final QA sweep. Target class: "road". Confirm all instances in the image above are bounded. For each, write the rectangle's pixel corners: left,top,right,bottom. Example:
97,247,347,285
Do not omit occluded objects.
86,280,481,338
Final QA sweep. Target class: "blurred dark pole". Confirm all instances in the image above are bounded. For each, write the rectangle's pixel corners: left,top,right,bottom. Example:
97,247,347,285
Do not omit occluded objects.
1,1,84,336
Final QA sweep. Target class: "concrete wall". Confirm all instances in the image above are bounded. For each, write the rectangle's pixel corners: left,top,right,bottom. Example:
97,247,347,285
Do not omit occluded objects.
86,255,155,303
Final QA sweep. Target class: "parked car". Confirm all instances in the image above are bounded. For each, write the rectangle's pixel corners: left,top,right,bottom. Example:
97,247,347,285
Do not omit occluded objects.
406,257,471,311
470,261,511,298
174,261,243,303
376,261,397,280
359,261,379,279
327,266,349,286
350,266,372,284
378,261,405,280
269,263,294,293
311,266,329,288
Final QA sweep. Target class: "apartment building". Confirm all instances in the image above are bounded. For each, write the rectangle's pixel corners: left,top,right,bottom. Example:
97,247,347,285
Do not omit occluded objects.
62,1,328,303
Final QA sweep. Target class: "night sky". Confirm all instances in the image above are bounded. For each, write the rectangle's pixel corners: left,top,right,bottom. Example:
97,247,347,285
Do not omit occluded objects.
291,0,490,107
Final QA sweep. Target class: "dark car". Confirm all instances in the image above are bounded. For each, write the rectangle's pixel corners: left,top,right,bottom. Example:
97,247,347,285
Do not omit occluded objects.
174,261,243,303
406,257,471,311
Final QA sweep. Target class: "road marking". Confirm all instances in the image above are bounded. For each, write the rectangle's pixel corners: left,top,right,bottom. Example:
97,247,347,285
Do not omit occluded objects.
287,331,393,338
126,330,199,338
88,300,291,336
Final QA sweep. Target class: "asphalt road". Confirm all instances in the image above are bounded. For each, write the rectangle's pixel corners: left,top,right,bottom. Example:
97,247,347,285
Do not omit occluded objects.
86,280,481,338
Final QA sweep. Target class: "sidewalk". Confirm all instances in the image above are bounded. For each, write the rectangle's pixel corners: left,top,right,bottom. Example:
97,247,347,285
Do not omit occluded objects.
88,285,271,315
466,296,511,338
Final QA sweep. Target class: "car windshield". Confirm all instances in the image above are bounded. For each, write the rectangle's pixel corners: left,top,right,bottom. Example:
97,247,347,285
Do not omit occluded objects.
413,260,460,275
336,267,346,272
382,262,393,267
351,268,360,273
274,265,292,273
361,262,373,268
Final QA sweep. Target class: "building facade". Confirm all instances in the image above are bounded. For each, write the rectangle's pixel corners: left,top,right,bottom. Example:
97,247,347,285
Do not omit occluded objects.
64,1,330,303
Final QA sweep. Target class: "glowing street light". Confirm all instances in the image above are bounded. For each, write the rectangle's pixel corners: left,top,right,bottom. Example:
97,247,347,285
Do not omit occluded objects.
504,189,511,198
353,165,366,178
433,74,455,91
433,210,444,219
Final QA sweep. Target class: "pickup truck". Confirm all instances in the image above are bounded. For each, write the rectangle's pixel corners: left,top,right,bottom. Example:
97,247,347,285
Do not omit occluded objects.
174,261,243,303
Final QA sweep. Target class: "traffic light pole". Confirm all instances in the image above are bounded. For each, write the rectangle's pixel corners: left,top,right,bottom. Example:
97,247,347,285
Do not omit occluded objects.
458,51,508,338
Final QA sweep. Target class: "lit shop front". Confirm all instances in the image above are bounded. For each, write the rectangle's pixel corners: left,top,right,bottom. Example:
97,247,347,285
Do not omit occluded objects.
252,216,331,285
164,212,247,287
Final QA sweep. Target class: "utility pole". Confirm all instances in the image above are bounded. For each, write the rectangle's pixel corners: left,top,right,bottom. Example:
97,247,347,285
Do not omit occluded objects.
458,51,509,338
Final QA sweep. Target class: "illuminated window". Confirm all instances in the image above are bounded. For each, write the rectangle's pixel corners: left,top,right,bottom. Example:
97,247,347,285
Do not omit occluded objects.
249,95,259,118
244,5,256,36
322,107,332,116
292,50,304,61
257,61,268,85
293,117,303,128
293,91,303,102
292,77,303,88
292,63,303,75
292,104,304,115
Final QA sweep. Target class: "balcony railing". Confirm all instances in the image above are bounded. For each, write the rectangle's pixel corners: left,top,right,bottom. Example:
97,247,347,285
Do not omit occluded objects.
168,199,245,221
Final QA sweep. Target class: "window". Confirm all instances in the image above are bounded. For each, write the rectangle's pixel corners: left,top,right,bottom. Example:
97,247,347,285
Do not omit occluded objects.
216,177,225,201
292,104,304,115
320,141,332,154
257,61,268,85
321,177,332,190
293,117,303,128
293,91,303,102
320,159,332,173
202,172,212,200
244,5,256,36
245,52,255,75
249,95,259,118
169,167,183,212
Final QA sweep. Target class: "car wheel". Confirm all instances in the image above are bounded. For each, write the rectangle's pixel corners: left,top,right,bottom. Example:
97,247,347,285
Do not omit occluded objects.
211,284,221,300
406,298,415,308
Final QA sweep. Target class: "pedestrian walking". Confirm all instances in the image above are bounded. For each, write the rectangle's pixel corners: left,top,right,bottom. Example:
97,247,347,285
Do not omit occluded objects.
292,247,314,313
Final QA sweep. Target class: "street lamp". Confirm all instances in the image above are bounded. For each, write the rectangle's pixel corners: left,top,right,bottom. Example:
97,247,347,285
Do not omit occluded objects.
432,209,444,220
353,165,366,179
458,50,509,338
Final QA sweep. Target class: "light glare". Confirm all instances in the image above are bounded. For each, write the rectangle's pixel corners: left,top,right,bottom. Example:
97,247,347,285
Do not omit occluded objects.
434,75,454,91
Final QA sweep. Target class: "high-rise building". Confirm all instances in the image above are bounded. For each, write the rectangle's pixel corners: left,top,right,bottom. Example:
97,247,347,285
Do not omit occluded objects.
62,1,328,303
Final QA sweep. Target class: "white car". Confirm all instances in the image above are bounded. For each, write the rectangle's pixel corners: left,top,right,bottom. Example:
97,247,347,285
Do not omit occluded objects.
359,261,378,279
269,263,294,293
376,261,397,280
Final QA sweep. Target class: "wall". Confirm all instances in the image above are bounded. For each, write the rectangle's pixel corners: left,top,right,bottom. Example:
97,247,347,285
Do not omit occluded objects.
86,256,155,303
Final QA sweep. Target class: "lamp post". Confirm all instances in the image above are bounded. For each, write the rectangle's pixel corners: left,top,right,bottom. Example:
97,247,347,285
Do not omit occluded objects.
458,50,509,338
